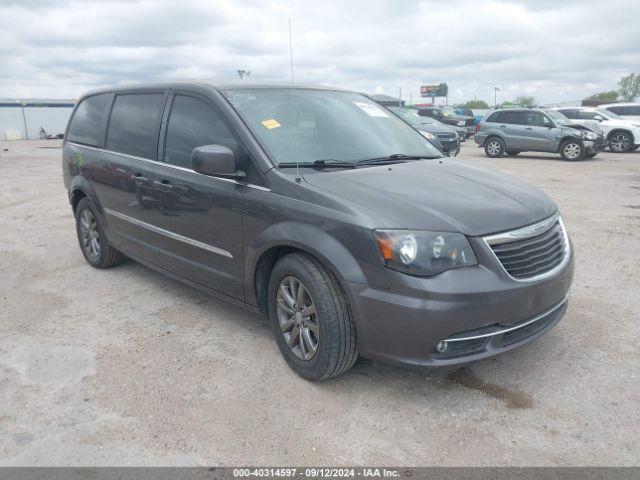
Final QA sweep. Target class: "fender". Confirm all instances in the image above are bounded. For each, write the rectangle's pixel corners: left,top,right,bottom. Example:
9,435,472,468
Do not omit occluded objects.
244,221,367,306
68,174,103,214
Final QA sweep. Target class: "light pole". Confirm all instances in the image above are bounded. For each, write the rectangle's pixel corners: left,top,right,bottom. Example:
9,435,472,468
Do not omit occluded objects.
494,86,500,107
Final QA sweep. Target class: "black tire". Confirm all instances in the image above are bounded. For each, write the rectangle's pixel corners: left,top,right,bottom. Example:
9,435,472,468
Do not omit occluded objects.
506,150,520,156
484,137,505,158
630,145,639,152
559,139,584,161
267,253,358,381
75,197,125,268
585,152,598,158
608,131,633,153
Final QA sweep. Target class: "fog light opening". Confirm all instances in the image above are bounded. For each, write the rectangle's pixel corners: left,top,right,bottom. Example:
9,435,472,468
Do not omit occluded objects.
436,341,448,353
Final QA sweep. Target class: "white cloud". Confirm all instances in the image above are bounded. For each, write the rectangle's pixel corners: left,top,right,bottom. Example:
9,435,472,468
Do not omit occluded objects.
1,0,639,104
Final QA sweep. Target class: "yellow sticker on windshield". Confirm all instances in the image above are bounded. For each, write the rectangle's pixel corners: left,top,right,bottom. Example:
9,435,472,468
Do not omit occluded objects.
261,119,281,130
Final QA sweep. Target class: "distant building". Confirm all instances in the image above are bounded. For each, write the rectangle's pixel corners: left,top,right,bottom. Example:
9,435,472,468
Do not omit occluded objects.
0,98,75,140
370,94,404,107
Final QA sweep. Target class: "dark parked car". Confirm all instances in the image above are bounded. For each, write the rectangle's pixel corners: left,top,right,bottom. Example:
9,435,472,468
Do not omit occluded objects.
387,106,461,156
63,82,574,380
475,108,606,160
416,106,476,137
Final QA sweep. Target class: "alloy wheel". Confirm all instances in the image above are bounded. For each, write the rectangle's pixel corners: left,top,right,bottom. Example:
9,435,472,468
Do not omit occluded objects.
563,143,582,160
276,276,319,361
611,133,630,152
79,209,101,259
487,140,501,156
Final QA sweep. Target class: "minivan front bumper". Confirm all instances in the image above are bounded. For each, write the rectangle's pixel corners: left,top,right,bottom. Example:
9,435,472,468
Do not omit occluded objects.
343,241,574,369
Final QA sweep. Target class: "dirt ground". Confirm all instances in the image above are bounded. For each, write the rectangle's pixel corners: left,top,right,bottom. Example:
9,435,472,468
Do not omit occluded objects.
0,139,638,466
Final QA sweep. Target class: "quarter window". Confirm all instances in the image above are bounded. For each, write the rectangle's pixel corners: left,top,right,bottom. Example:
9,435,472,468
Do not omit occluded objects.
558,109,578,119
67,94,111,147
106,93,165,159
164,95,238,169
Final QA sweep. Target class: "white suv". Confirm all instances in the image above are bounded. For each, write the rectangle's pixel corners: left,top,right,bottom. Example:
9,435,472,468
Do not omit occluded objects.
600,103,640,122
553,107,640,153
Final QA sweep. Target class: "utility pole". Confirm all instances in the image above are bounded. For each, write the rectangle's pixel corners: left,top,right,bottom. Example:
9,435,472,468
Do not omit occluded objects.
398,87,402,107
494,86,500,107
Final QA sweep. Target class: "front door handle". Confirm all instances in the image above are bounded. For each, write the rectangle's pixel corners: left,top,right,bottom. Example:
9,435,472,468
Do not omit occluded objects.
526,127,533,130
131,174,148,185
153,179,173,191
499,125,506,128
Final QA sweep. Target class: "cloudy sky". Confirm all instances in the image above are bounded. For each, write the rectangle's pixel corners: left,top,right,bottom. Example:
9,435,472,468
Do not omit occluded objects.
1,0,639,105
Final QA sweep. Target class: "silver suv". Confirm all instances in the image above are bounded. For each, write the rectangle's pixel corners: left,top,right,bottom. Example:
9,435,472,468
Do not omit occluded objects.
553,106,640,153
475,108,605,161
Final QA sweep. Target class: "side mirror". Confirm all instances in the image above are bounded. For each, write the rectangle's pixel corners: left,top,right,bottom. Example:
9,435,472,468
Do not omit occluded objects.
192,145,246,181
593,115,604,122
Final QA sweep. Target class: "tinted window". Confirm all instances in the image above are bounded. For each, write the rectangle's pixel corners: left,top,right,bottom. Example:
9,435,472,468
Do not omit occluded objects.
107,93,164,159
558,109,578,119
164,95,239,169
486,112,502,123
606,106,624,115
578,110,599,120
524,112,547,126
501,111,526,125
67,94,110,147
622,106,640,115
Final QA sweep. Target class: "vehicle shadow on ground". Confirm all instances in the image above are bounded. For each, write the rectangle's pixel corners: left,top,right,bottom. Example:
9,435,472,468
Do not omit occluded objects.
113,258,539,411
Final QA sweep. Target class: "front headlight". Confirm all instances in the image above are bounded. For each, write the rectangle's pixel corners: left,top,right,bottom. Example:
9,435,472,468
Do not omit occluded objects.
420,131,435,140
456,120,465,127
374,230,477,276
582,131,598,140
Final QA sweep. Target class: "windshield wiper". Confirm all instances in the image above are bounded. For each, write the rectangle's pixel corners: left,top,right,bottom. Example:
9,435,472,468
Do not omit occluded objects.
356,153,436,165
278,159,357,169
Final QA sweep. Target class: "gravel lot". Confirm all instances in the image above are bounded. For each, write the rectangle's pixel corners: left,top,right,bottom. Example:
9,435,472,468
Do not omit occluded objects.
0,139,638,466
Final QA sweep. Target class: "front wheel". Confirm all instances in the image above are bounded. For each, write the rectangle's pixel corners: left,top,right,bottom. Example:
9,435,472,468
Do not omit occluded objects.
484,137,505,157
560,140,584,161
268,253,358,381
609,132,633,153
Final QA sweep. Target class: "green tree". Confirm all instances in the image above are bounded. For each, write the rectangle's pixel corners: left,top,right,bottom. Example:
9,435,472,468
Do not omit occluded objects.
457,99,490,109
618,73,640,101
583,91,619,104
514,95,536,106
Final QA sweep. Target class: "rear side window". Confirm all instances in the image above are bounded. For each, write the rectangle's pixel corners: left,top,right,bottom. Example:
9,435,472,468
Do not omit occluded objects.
606,106,623,115
67,94,111,147
501,111,525,125
164,95,238,169
106,93,164,159
622,106,640,115
578,110,598,120
486,112,502,123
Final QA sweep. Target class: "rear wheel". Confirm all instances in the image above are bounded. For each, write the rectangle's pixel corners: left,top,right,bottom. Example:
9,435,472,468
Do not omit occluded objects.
484,137,505,157
609,132,633,153
75,198,124,268
560,140,584,161
268,253,358,381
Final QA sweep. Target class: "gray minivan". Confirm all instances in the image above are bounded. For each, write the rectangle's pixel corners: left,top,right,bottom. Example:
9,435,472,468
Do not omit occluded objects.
63,82,574,380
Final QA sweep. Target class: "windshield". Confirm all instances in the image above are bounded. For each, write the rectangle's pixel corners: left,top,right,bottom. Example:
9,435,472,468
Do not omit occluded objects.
596,108,622,120
223,89,441,165
545,109,570,124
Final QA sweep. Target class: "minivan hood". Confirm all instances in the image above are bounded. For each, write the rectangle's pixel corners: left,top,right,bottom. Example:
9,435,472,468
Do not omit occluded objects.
303,160,556,236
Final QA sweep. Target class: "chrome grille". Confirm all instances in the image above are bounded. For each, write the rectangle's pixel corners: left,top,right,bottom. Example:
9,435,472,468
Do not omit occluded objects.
484,216,569,281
